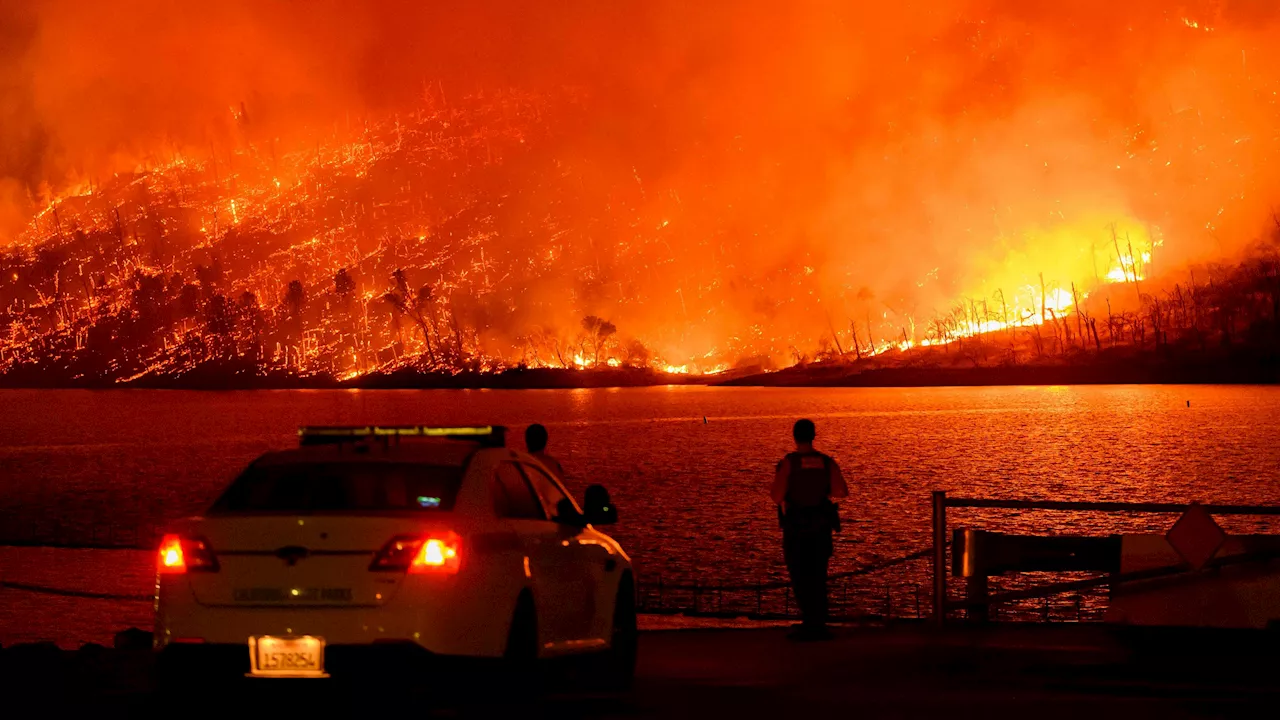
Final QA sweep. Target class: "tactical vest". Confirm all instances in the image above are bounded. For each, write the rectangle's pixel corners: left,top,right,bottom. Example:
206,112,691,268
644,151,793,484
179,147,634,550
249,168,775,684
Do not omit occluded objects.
785,451,833,507
782,451,836,533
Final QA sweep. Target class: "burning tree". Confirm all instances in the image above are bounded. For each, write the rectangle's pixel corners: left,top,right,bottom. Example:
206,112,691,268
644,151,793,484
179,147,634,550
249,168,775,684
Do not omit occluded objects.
580,315,617,367
383,268,440,364
333,268,356,309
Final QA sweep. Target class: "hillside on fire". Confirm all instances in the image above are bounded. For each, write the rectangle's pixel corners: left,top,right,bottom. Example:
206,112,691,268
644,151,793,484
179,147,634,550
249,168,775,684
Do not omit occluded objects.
1,89,1279,388
0,91,704,387
724,240,1280,388
3,2,1280,387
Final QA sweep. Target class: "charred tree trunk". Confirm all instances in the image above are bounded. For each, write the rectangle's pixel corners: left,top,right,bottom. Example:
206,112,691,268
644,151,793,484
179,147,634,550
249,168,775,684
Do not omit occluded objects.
1071,283,1084,350
827,314,845,358
1147,298,1162,349
1039,272,1047,324
1106,297,1116,347
1189,271,1205,349
1127,236,1143,300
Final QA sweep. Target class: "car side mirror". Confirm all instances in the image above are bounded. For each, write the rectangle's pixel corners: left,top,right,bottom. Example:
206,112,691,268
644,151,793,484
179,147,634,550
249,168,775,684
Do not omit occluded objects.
554,497,587,527
582,484,617,526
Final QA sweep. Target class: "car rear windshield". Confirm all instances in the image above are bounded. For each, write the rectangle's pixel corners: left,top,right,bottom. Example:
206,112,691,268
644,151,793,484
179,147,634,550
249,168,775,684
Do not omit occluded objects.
210,462,464,514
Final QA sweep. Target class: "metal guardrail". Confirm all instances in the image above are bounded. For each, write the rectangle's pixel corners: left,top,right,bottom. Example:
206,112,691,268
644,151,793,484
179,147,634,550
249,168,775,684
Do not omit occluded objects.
0,538,150,551
945,548,1280,613
642,546,934,594
0,580,151,602
0,532,156,602
9,492,1278,627
636,547,936,620
0,538,941,620
0,517,161,552
942,497,1280,515
930,491,1280,625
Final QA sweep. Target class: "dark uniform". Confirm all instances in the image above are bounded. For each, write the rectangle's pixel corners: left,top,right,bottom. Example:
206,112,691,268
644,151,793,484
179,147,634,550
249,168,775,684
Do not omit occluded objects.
778,451,838,630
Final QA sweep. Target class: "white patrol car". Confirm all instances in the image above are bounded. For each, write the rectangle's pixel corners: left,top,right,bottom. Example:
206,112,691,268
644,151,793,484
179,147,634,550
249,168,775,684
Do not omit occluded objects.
154,425,636,688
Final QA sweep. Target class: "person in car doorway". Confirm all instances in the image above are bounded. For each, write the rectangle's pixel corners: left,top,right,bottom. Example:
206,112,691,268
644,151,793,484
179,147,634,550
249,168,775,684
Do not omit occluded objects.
770,418,848,641
525,423,565,478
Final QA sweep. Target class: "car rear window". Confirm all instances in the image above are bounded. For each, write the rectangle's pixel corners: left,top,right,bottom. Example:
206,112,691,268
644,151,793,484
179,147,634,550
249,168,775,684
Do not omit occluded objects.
210,462,464,514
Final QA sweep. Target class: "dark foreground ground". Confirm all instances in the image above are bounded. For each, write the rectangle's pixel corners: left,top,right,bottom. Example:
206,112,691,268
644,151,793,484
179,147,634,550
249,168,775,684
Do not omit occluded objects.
2,623,1277,718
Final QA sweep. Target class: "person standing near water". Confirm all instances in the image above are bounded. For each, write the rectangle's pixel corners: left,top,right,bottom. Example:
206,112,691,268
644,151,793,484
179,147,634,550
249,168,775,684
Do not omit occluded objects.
525,423,565,478
770,418,848,640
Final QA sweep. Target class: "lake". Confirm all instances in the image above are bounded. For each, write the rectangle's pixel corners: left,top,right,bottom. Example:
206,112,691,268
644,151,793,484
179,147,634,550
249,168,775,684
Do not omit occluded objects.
3,385,1280,645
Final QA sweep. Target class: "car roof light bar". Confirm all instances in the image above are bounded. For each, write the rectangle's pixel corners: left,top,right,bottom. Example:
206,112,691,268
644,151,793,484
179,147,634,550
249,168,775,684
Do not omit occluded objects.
298,425,506,447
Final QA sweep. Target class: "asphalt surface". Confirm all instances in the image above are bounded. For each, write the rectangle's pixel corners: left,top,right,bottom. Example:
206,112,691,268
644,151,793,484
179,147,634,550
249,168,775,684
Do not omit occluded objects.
2,623,1277,718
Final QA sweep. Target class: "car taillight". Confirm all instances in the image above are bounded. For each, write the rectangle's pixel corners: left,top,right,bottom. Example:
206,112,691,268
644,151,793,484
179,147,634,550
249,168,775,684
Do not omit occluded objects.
370,532,461,575
157,534,219,574
412,534,461,574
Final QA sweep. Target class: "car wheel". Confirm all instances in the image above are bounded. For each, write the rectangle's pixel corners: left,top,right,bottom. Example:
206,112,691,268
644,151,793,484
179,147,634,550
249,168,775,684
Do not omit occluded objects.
501,592,540,694
598,575,638,692
155,653,245,704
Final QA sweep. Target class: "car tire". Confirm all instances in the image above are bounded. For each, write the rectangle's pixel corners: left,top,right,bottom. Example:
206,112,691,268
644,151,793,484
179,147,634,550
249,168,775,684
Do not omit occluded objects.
155,654,247,705
501,592,540,695
597,575,638,692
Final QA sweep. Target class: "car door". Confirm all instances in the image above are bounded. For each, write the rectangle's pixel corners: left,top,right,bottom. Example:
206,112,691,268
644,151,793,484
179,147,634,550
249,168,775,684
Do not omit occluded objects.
490,461,579,649
518,462,606,645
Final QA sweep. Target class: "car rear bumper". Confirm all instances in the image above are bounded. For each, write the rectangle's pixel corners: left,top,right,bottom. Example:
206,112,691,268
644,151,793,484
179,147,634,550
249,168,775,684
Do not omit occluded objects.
156,578,519,658
156,640,491,681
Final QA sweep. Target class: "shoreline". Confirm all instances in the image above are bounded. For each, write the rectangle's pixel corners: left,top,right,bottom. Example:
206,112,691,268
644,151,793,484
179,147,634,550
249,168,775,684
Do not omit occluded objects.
0,366,707,391
719,362,1280,388
1,349,1276,390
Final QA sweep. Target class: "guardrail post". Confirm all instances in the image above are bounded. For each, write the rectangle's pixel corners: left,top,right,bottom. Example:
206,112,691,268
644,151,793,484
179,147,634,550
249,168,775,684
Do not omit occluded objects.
932,490,947,626
966,575,989,623
959,528,989,624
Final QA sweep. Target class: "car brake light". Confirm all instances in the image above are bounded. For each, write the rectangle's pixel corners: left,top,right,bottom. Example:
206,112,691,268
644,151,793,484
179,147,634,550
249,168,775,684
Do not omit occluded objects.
158,535,185,573
157,534,219,574
411,534,461,574
370,532,461,574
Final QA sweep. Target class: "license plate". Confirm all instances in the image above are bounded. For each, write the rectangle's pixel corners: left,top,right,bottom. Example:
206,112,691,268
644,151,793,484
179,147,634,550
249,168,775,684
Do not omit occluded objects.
248,635,327,678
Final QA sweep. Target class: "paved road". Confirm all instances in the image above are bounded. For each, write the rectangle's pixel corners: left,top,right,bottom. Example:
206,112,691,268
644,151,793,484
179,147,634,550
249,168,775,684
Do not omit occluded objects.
2,624,1276,717
625,624,1276,719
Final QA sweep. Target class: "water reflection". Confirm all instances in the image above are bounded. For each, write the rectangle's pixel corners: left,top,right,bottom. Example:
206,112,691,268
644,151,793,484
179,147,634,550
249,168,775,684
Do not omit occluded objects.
1,385,1279,644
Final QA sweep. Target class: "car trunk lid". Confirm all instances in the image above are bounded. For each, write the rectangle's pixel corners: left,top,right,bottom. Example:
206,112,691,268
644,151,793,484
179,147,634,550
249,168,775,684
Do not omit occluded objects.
184,515,451,608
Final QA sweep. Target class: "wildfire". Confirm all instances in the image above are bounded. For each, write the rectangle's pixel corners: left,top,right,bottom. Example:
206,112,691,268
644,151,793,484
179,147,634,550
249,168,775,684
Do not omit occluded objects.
0,115,1190,382
1106,253,1151,283
1,3,1276,383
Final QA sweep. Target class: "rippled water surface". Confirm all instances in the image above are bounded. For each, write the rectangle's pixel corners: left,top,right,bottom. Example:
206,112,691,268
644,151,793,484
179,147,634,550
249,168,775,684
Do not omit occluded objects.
3,385,1279,645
